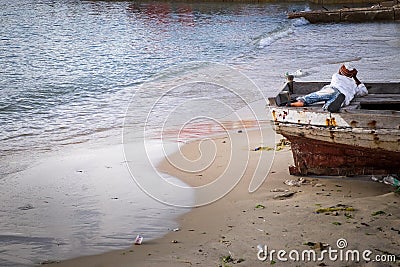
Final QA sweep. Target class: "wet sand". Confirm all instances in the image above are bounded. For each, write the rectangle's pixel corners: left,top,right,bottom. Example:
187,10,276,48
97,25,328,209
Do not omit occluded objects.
47,126,399,267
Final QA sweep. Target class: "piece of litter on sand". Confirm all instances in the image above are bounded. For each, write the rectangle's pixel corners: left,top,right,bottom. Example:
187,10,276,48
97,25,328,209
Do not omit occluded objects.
254,146,274,151
315,205,355,214
270,188,288,192
172,227,180,232
371,210,386,216
371,175,381,182
304,241,329,251
371,174,399,187
383,175,400,187
134,235,143,245
273,191,296,200
284,177,310,186
276,138,291,151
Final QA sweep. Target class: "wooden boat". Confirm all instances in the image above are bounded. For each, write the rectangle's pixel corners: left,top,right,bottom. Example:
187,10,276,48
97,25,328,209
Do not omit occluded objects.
268,79,400,176
288,3,400,23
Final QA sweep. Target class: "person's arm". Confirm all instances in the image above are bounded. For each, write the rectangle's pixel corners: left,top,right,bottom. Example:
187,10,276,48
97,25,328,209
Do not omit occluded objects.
353,72,368,96
352,69,361,85
353,75,361,86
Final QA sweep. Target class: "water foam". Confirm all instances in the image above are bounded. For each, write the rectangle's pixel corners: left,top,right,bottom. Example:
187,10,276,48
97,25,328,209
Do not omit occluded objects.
258,18,309,49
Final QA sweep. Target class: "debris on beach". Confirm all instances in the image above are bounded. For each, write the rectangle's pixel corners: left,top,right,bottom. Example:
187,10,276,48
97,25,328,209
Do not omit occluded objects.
219,236,231,245
303,241,329,251
134,235,143,245
284,177,311,186
371,210,386,216
383,175,400,187
254,138,291,152
273,191,296,200
315,204,355,214
171,240,179,243
270,188,289,192
276,138,291,151
391,227,400,234
344,213,353,219
254,146,274,151
371,174,400,187
221,254,233,263
172,227,180,232
221,253,245,264
255,204,265,209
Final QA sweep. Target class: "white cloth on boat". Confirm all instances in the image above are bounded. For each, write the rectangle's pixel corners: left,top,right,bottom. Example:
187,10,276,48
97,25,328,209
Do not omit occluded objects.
330,73,368,106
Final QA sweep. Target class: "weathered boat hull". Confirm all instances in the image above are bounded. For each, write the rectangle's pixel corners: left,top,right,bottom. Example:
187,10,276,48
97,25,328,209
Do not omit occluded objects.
269,81,400,176
277,124,400,176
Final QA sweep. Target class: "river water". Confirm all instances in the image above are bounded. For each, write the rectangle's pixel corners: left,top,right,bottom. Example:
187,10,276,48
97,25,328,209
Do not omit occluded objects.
1,0,399,265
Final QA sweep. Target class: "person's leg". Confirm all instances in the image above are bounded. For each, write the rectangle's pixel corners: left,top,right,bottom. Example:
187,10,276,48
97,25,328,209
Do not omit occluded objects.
325,92,345,112
300,86,338,106
290,86,337,107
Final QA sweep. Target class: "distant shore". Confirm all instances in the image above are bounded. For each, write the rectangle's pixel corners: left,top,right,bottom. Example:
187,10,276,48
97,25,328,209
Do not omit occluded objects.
48,125,399,266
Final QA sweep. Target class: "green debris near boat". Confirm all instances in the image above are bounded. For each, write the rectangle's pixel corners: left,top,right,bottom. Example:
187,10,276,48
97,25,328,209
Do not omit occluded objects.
371,210,386,216
254,138,290,152
254,146,274,151
315,205,355,213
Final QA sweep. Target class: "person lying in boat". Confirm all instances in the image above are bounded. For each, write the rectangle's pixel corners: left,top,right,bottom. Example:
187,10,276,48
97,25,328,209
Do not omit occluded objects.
289,64,368,112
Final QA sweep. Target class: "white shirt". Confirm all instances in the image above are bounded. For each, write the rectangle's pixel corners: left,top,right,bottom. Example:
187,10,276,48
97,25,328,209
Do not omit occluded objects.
330,73,368,106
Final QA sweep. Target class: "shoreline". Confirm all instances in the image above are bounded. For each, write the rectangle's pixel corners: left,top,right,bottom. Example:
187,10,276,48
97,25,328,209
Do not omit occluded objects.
47,125,399,266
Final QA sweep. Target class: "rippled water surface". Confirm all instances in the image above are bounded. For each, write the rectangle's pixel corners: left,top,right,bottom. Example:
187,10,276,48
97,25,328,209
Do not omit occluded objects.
1,0,399,265
0,1,296,157
1,1,399,159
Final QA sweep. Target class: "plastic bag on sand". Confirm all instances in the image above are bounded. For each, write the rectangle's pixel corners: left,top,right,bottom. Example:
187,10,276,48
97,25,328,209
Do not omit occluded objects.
383,175,400,187
372,174,399,187
284,177,310,186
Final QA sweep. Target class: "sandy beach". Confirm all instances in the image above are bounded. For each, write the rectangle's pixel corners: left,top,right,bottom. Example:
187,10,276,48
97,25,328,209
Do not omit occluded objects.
46,124,399,267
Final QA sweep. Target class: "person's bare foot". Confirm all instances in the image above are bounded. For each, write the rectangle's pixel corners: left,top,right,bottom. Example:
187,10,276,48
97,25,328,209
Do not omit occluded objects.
290,100,305,107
